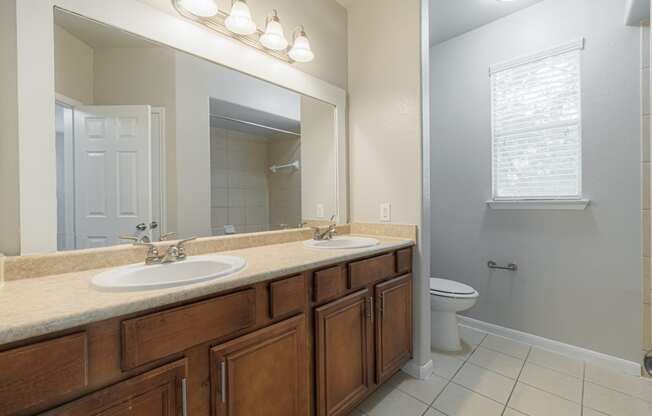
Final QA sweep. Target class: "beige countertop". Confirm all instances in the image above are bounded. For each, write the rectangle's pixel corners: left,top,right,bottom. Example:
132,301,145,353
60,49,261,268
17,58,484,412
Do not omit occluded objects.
0,235,413,346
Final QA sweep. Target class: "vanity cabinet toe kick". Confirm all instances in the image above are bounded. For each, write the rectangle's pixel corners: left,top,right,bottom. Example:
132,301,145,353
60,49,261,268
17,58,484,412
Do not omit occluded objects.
0,246,413,416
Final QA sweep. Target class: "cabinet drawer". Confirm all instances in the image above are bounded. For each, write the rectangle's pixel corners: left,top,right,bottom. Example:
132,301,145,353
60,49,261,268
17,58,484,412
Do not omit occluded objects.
122,289,256,369
348,253,396,289
43,359,187,416
313,265,346,303
0,332,88,415
396,248,413,274
269,274,306,319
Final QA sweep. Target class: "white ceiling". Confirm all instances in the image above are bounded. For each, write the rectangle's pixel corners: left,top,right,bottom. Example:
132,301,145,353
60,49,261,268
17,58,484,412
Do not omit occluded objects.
430,0,545,45
54,9,156,49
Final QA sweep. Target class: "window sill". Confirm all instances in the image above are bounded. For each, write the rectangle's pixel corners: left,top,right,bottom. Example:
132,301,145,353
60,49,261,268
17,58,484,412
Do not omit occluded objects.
486,199,590,210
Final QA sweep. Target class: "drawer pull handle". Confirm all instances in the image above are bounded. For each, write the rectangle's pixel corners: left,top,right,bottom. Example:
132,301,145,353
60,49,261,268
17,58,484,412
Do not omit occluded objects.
220,360,227,403
367,297,374,322
181,378,188,416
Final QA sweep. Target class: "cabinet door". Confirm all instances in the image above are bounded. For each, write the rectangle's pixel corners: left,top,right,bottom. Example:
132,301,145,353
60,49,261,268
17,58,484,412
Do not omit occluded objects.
210,315,308,416
315,289,373,416
375,274,412,384
43,359,187,416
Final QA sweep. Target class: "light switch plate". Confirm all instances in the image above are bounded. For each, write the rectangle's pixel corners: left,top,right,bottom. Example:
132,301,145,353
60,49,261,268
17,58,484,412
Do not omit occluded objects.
316,204,325,218
380,203,391,222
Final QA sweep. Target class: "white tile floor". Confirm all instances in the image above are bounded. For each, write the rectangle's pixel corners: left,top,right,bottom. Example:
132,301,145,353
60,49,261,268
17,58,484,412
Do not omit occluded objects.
354,326,652,416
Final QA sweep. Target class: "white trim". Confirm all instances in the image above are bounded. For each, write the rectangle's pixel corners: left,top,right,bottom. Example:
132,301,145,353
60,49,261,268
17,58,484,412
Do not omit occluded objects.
402,359,435,380
150,107,167,235
55,92,84,107
412,0,433,376
458,316,641,376
489,38,585,75
487,199,590,210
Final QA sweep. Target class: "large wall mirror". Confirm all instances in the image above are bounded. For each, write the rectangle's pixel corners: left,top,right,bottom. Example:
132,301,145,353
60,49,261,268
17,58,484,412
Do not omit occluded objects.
52,8,340,251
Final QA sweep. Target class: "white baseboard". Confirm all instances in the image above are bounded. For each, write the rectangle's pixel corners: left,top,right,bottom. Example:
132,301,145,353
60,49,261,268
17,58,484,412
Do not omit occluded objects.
402,358,434,380
458,316,641,376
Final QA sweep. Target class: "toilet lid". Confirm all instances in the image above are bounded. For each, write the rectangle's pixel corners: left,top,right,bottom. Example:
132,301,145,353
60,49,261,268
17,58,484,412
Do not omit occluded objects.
429,278,476,296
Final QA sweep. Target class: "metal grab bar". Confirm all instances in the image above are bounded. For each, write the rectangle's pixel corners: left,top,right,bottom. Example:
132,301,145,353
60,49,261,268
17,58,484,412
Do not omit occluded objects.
487,261,518,271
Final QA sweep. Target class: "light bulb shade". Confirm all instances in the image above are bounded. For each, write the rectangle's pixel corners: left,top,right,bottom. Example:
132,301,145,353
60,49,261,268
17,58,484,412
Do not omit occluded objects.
177,0,218,17
225,1,257,35
289,32,314,63
260,14,288,51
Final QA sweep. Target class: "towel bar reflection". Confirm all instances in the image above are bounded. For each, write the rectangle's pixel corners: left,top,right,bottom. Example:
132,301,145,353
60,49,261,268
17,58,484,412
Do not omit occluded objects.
487,261,517,271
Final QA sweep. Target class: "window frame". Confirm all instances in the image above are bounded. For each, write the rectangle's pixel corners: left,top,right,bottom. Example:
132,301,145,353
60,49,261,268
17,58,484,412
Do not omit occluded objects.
489,38,585,203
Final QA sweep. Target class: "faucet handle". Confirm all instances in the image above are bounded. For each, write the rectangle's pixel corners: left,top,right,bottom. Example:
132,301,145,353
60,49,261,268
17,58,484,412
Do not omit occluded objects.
119,235,139,243
175,237,196,260
120,234,151,244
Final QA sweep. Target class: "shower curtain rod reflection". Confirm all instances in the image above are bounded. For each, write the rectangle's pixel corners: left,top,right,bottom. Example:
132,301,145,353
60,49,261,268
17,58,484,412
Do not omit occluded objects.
209,114,301,137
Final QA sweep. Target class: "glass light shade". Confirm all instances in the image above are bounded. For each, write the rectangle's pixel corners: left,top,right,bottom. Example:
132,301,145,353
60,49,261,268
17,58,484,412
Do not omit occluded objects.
225,1,257,35
177,0,218,17
260,14,288,51
289,32,314,63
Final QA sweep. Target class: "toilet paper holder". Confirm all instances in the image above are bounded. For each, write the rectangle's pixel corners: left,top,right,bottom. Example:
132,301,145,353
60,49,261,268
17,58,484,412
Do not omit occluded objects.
487,260,518,271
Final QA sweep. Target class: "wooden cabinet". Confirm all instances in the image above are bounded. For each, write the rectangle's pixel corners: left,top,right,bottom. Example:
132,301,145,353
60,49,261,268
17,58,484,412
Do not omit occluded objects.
121,289,256,370
375,274,413,384
210,315,308,416
2,246,413,416
43,359,187,416
0,333,88,416
315,290,373,416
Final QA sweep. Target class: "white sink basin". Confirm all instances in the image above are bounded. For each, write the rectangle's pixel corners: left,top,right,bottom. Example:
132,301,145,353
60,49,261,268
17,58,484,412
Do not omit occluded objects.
91,254,247,291
303,236,380,250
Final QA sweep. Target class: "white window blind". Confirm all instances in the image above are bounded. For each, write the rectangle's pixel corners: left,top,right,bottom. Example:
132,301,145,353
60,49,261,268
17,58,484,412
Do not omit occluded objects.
490,39,584,200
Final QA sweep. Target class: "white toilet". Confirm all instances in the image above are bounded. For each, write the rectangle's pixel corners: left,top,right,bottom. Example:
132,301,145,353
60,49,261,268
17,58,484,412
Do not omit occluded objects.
430,278,479,352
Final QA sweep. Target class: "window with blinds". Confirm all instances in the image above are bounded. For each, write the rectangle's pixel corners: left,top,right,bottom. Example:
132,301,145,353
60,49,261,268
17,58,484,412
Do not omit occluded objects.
490,39,584,200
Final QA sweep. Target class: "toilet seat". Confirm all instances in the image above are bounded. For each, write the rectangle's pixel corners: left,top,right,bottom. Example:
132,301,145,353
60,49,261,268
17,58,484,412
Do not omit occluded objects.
429,278,478,299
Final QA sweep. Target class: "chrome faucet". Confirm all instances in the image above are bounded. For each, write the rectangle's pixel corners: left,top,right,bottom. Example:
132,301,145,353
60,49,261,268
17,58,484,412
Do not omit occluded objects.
312,215,337,241
120,234,196,265
159,237,196,263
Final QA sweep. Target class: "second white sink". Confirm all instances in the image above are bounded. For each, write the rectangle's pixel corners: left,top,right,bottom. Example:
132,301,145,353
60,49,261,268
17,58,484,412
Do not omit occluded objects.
92,254,247,291
303,236,380,250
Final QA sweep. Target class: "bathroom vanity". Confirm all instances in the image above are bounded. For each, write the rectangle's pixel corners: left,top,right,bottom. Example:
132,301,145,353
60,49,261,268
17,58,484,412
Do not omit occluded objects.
0,244,413,416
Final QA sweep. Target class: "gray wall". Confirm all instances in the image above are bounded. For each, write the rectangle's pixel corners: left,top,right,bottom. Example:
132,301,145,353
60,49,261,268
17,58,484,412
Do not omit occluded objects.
430,0,642,361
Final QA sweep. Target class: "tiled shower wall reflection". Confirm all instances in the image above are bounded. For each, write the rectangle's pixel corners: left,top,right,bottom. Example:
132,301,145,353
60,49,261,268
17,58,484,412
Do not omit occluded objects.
210,128,270,235
642,22,652,371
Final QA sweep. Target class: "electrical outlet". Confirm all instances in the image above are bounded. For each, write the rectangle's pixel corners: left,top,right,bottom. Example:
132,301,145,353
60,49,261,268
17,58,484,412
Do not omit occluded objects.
380,203,391,222
316,204,325,218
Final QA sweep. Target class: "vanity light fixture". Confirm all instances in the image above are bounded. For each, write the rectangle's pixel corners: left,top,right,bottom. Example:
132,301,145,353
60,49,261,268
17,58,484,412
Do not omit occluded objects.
259,10,289,51
288,26,314,63
172,0,314,63
224,0,257,35
177,0,218,17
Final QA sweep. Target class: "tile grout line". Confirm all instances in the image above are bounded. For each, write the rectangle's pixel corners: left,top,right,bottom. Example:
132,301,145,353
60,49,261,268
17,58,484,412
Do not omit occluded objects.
581,361,586,416
501,346,532,416
428,335,487,415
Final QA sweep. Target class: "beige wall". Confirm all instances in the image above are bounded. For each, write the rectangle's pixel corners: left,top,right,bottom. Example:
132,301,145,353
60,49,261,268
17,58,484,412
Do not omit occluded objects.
347,0,422,225
54,25,94,104
0,0,20,255
93,46,178,234
300,95,336,221
345,0,429,374
139,0,348,89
